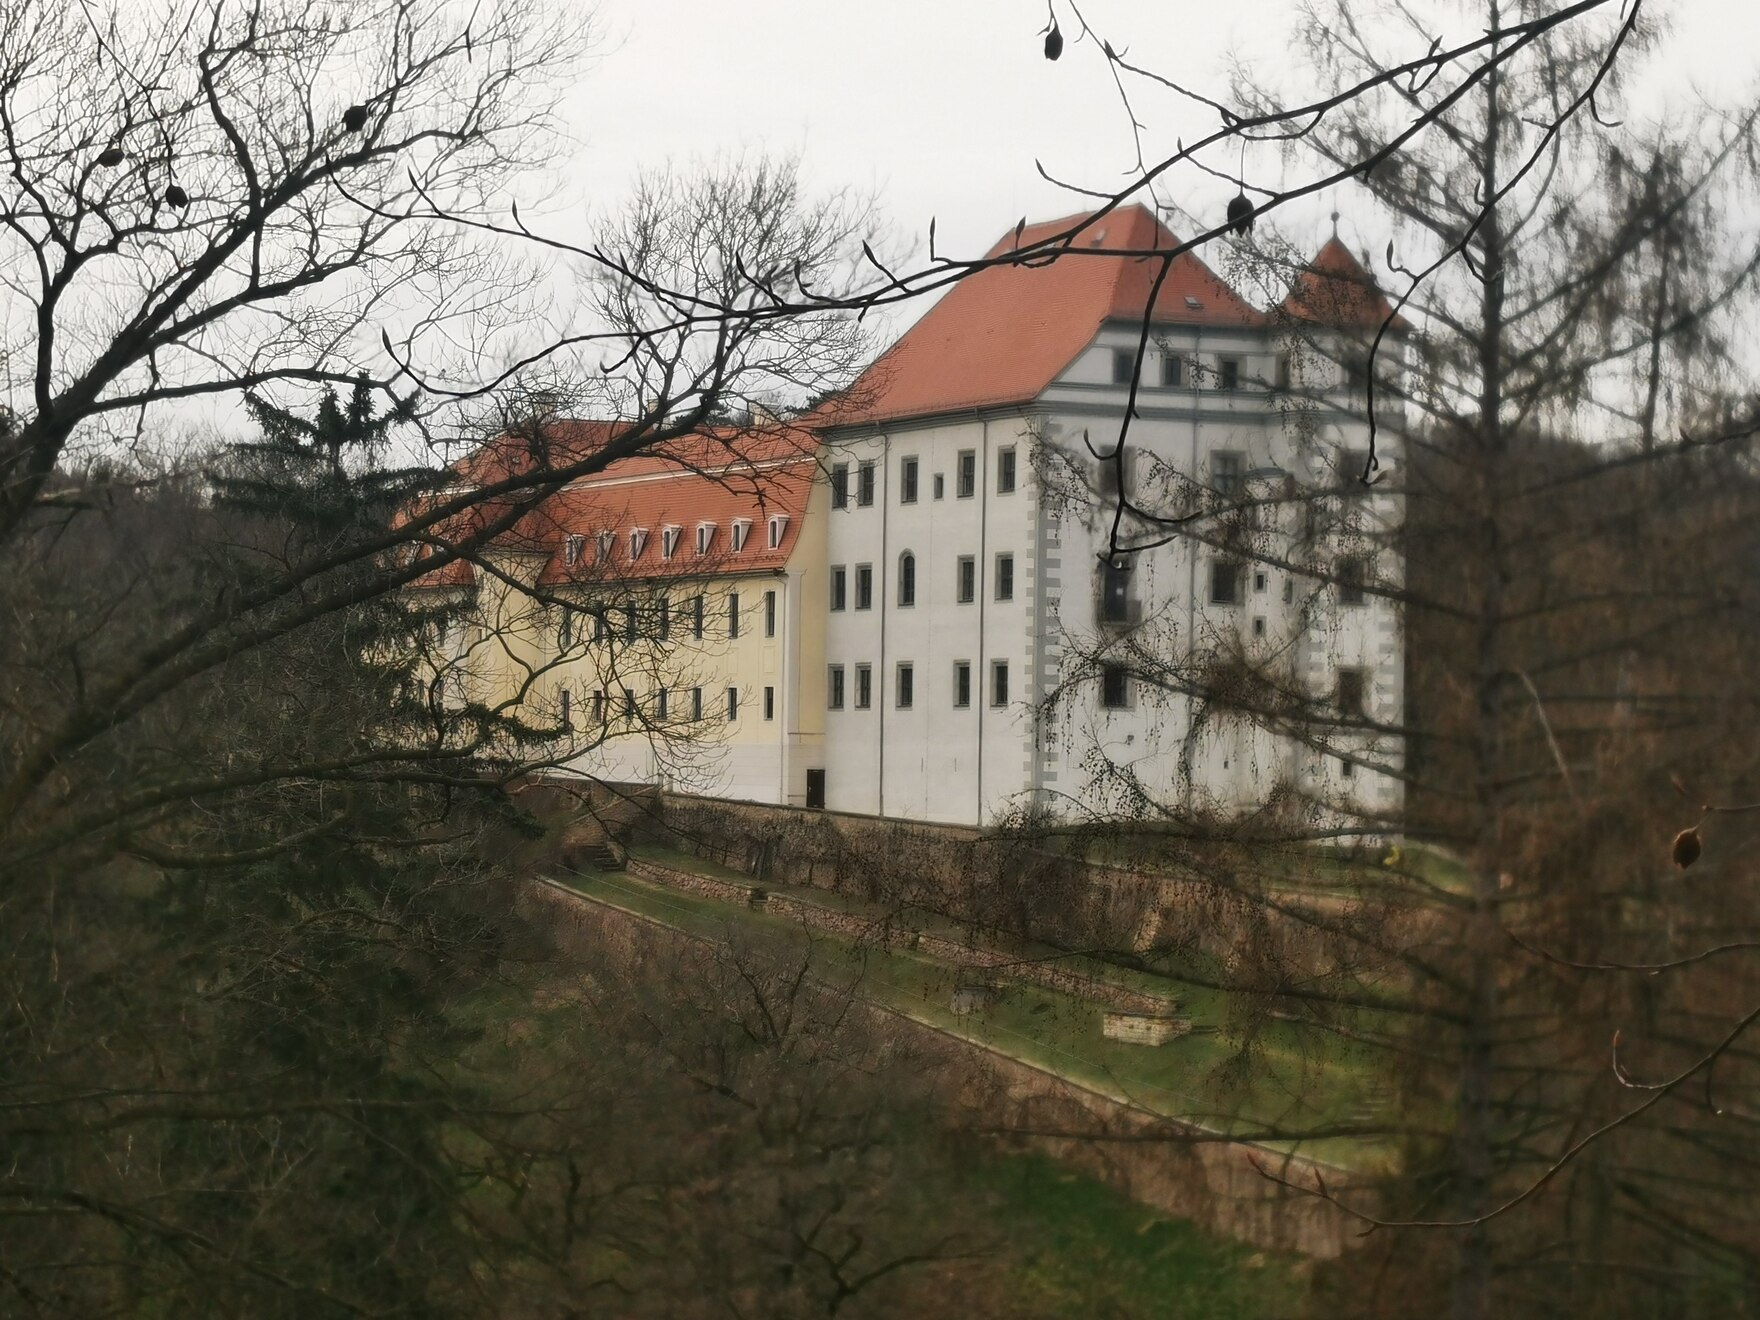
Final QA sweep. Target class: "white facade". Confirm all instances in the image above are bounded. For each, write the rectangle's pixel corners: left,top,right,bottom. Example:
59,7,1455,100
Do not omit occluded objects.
820,319,1405,829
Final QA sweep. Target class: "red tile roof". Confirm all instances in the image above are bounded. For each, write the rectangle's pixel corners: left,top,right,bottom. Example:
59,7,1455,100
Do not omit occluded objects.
1281,237,1411,333
408,421,820,589
816,205,1263,429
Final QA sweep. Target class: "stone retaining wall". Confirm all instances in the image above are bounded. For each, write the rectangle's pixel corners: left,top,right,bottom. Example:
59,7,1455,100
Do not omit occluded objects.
524,874,1366,1260
625,857,1173,1014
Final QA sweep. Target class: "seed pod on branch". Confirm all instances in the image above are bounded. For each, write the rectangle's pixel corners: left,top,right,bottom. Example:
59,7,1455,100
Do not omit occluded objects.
1671,826,1702,870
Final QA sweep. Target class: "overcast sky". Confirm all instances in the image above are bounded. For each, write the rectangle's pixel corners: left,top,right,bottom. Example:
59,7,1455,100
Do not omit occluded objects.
556,0,1760,305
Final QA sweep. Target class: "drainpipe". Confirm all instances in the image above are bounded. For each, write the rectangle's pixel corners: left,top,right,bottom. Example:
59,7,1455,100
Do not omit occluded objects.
1184,328,1203,813
775,566,789,805
975,418,989,826
877,440,889,818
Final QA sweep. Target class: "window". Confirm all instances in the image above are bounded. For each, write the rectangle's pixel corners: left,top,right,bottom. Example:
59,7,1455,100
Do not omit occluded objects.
1209,561,1242,605
828,664,846,710
657,597,670,640
830,565,847,611
727,592,740,638
898,552,916,607
1218,356,1240,391
1101,557,1131,624
990,660,1010,708
1336,668,1367,719
1252,615,1266,637
629,527,648,560
1343,355,1367,397
1339,448,1370,493
855,664,872,710
696,522,715,555
656,688,669,719
591,689,606,723
691,686,703,720
767,515,788,549
857,461,876,507
994,552,1014,602
1254,570,1268,593
593,609,609,642
764,685,776,720
956,450,976,498
1211,450,1244,498
597,530,615,564
997,446,1017,494
933,473,945,500
900,456,919,504
623,687,637,720
957,555,976,604
559,688,572,728
692,594,705,639
1101,664,1129,709
896,662,914,709
1160,353,1184,388
1112,348,1135,384
727,687,739,721
661,525,681,559
1337,556,1367,606
764,589,777,637
831,463,850,509
558,607,574,649
953,661,971,709
855,564,873,610
730,519,751,552
563,533,585,567
1275,354,1292,390
624,604,637,642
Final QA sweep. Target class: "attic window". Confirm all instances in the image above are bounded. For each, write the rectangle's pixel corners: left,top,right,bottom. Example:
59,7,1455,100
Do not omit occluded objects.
562,533,585,567
1088,228,1107,247
661,525,681,559
1184,296,1203,310
629,527,648,560
767,514,789,549
730,518,753,552
595,530,615,564
696,522,715,555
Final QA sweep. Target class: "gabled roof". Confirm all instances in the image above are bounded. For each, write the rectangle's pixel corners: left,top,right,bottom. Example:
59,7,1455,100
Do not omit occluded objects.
816,204,1263,430
1280,237,1411,333
408,421,819,589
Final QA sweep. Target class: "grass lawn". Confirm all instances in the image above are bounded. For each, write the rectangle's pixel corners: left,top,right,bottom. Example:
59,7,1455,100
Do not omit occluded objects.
978,1150,1308,1319
559,867,1399,1170
448,972,1311,1317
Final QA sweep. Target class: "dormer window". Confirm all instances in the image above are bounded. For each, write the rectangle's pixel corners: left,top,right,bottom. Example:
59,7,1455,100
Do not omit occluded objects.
562,533,585,567
661,524,681,559
596,530,615,564
696,522,715,555
629,527,648,560
730,518,752,552
767,514,789,549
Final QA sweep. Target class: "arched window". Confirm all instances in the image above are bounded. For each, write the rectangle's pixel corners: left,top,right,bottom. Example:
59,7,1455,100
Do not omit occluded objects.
898,551,916,607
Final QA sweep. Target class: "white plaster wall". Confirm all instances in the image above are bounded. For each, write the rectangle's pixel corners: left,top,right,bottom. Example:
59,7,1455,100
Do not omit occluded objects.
822,417,1041,825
